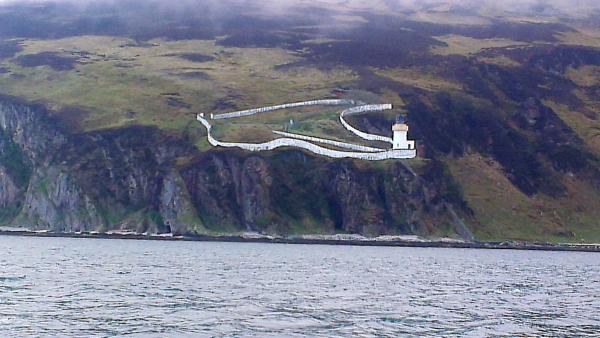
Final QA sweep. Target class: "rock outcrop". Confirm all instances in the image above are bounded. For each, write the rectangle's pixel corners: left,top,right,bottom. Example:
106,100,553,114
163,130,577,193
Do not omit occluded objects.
0,96,471,238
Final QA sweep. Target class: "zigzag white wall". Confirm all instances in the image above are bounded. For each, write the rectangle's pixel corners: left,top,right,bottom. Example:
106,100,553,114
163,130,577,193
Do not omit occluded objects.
272,131,384,153
197,114,416,160
339,104,394,144
211,99,355,120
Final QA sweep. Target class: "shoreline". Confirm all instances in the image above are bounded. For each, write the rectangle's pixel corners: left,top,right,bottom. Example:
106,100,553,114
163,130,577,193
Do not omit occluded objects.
1,230,600,253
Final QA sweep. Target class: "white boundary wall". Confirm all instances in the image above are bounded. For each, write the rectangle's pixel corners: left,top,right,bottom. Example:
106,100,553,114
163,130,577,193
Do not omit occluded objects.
339,104,394,144
211,99,355,120
197,114,416,160
272,131,384,153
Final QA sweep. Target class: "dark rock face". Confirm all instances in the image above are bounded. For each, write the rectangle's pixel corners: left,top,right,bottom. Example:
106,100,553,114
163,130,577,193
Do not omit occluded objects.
180,151,462,236
0,166,21,222
0,128,29,222
0,96,468,238
0,97,200,234
18,167,102,232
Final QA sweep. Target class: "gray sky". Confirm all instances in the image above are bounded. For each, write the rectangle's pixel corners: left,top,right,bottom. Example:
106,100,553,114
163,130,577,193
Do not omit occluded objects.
0,0,599,19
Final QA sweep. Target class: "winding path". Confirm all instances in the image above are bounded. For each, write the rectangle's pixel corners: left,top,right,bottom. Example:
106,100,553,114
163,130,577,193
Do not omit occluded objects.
197,99,416,160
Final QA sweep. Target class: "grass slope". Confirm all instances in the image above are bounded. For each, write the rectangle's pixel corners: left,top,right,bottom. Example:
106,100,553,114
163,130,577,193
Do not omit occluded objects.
0,36,356,134
449,154,600,243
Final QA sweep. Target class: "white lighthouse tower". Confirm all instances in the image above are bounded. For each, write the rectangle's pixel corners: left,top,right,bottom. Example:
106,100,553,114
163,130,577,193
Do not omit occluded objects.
392,116,415,150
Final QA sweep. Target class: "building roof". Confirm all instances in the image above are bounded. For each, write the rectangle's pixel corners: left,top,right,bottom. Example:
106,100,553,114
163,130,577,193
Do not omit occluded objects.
392,123,408,132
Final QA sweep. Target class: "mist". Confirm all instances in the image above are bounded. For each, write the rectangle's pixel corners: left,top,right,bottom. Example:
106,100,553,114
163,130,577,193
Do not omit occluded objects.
1,0,600,19
1,0,599,43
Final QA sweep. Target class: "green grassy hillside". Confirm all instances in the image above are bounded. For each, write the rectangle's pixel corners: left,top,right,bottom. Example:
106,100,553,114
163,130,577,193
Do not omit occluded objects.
0,0,599,241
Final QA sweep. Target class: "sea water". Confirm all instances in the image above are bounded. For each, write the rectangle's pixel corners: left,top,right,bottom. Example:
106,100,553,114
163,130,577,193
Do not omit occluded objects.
1,236,599,337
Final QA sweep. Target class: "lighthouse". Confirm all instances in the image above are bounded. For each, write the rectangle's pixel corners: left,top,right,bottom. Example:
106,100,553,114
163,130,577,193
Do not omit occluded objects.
392,116,415,150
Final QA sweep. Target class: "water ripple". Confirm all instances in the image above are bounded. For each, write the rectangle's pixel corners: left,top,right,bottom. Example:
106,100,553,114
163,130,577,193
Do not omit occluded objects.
0,237,599,337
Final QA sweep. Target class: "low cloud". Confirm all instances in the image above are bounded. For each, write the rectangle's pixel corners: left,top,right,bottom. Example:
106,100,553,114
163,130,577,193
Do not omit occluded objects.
0,0,599,20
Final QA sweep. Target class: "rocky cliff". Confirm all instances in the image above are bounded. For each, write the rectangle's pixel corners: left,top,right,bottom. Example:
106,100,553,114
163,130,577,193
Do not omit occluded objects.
0,96,470,238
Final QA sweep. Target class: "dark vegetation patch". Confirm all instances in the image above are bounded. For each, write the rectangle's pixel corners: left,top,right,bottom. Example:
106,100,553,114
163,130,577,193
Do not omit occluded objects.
15,52,78,71
0,0,323,46
420,158,470,212
3,2,211,41
132,25,215,41
532,46,600,71
0,3,70,39
6,0,564,66
437,56,580,107
346,114,394,138
177,71,211,80
220,30,305,48
219,8,331,33
0,40,22,60
215,11,333,48
171,53,214,63
344,42,599,194
305,21,444,67
435,46,600,134
303,13,571,68
355,68,427,97
492,45,600,74
0,2,197,39
476,62,575,104
114,62,134,68
514,98,595,174
569,13,600,30
53,106,91,131
0,67,8,74
415,48,600,188
273,60,312,72
408,92,562,196
212,98,239,111
166,97,191,109
400,19,573,42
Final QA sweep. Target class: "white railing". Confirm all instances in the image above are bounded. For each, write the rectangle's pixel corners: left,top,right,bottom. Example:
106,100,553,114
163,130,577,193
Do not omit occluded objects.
211,99,355,120
272,131,384,153
339,104,394,144
197,114,416,160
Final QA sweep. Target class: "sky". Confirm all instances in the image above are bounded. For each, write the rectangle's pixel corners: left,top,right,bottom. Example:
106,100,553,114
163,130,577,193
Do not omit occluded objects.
0,0,599,19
